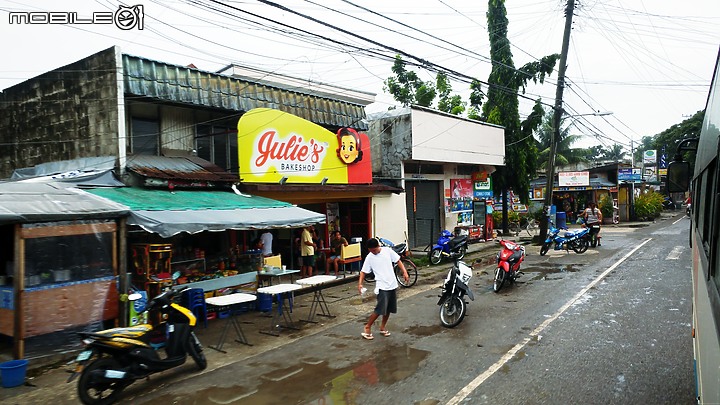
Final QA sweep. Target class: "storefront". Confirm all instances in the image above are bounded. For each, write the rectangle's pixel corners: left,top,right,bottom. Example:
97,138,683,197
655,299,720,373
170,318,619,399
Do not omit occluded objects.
0,183,129,359
87,187,326,306
234,108,397,268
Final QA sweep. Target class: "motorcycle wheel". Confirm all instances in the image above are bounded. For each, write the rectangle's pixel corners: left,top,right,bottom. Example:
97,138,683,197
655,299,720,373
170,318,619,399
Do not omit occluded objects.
188,332,207,370
439,295,466,328
493,267,506,293
539,242,551,256
395,258,418,288
455,246,467,261
77,357,130,405
590,234,597,248
429,248,443,265
572,239,588,254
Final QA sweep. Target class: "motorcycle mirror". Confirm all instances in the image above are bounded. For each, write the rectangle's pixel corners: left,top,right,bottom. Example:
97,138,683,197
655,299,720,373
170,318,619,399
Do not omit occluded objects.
127,293,143,301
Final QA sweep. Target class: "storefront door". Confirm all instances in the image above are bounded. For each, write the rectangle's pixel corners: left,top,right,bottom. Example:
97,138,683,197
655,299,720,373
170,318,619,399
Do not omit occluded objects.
405,181,441,249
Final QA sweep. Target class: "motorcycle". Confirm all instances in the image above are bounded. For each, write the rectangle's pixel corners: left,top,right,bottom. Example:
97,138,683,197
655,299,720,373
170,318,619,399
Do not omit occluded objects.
437,260,474,328
68,288,207,405
429,230,468,265
539,223,589,256
376,236,418,287
585,220,602,248
662,196,676,210
493,239,526,293
686,203,691,217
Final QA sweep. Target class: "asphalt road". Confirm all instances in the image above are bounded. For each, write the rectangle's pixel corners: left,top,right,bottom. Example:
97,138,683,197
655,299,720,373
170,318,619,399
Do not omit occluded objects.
2,214,694,405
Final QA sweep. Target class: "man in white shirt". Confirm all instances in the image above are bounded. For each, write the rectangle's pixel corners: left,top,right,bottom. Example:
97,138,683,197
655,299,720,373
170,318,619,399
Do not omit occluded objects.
358,238,408,340
260,231,273,257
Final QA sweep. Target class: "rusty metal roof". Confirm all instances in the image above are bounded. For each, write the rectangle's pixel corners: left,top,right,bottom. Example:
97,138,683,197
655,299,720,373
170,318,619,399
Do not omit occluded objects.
126,156,237,183
122,55,370,130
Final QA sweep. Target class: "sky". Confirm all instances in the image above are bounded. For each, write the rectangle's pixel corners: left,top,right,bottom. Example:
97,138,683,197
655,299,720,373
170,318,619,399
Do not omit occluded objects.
1,0,719,157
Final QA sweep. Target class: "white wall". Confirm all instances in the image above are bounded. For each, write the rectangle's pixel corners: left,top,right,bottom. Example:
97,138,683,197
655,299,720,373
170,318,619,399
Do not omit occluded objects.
371,193,409,244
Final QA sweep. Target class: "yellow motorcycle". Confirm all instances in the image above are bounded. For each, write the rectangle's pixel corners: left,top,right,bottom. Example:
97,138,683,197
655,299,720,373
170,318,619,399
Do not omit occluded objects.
68,288,206,405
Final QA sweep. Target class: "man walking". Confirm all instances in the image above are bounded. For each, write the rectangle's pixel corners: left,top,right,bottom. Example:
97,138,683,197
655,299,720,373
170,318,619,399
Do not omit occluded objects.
358,238,408,340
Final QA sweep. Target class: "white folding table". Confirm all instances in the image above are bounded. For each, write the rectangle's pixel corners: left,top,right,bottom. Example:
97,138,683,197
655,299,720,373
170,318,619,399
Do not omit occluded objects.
205,293,257,352
256,284,303,336
295,275,337,323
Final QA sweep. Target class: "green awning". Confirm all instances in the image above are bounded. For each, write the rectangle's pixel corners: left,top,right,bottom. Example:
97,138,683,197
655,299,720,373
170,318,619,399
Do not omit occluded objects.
87,188,325,237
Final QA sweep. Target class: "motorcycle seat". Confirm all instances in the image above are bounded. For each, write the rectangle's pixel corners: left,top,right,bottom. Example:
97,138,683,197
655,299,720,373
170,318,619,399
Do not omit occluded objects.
84,324,153,340
392,243,407,254
508,250,523,264
449,235,467,248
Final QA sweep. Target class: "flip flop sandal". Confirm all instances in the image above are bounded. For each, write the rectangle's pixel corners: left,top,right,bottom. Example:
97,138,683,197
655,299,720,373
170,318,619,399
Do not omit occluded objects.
379,330,391,337
361,332,374,340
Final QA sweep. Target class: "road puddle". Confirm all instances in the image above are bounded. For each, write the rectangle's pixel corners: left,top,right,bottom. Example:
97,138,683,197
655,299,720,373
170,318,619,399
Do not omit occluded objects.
523,262,585,281
153,344,429,404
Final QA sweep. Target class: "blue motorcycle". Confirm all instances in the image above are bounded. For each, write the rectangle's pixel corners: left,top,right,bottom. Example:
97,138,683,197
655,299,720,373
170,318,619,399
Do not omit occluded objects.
429,230,468,265
539,223,589,256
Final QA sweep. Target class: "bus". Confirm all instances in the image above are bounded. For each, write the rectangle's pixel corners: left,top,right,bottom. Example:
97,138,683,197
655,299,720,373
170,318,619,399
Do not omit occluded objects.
668,47,720,404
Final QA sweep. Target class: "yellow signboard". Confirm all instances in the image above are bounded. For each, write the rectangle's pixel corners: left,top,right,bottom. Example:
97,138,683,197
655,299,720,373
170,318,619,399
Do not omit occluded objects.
237,108,371,184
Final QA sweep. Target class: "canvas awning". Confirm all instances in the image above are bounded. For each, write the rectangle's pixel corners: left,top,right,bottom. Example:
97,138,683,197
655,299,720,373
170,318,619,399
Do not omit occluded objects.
0,182,129,224
87,187,325,238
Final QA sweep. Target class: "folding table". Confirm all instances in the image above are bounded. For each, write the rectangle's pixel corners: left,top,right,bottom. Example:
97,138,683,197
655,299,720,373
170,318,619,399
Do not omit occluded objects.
256,283,303,336
295,275,337,323
205,293,257,352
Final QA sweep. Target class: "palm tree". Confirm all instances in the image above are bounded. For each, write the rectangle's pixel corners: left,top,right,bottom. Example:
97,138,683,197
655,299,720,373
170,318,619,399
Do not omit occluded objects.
602,144,627,162
535,111,588,170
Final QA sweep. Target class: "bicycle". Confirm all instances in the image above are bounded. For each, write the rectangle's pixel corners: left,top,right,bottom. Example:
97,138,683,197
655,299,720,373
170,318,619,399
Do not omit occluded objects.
365,257,417,287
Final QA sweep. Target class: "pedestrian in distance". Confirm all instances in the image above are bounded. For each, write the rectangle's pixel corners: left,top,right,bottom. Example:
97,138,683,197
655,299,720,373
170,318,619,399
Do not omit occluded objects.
260,230,273,257
300,226,316,278
358,238,408,340
583,201,603,246
326,230,348,277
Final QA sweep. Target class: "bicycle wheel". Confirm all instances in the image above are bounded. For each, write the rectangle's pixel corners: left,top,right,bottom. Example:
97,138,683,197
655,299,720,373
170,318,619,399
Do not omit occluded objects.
395,258,418,287
508,222,520,236
525,220,539,236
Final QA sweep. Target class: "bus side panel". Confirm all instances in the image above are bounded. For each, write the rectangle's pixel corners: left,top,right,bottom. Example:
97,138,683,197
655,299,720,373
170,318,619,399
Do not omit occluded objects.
692,230,720,405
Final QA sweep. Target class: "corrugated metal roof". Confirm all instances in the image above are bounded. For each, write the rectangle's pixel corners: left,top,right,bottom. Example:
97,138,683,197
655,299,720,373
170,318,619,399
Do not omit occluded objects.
126,156,237,183
122,55,369,130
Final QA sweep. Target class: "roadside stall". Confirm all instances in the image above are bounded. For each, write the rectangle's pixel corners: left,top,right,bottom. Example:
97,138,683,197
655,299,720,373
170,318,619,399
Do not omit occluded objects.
87,187,325,310
0,182,129,359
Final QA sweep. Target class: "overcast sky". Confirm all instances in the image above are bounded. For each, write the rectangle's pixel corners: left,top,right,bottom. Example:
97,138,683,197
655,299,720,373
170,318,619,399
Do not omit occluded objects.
1,0,719,156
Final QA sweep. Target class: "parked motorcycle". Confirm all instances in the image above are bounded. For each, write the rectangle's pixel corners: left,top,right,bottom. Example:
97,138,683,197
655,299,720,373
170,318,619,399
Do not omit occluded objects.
539,223,589,256
662,196,676,210
68,288,206,405
376,236,418,287
585,220,602,248
493,239,526,293
429,230,468,265
437,260,474,328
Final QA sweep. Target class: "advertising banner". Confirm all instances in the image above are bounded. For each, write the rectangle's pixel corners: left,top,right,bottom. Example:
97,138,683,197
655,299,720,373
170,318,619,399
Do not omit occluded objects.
237,108,371,184
558,171,589,187
643,150,657,165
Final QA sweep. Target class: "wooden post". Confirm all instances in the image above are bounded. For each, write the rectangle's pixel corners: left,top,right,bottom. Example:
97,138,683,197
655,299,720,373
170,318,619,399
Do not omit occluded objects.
13,224,24,360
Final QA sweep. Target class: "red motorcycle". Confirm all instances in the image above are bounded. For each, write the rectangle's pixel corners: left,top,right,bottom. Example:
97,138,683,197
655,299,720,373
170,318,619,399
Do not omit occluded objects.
493,239,526,293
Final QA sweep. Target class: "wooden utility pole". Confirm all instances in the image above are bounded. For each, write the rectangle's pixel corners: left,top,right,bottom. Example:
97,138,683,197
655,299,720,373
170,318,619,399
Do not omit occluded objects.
541,0,576,240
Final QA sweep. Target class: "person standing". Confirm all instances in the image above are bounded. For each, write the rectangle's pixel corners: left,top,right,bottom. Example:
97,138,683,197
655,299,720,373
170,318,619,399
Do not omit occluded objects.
326,231,348,277
260,230,273,257
583,202,603,246
300,226,316,278
358,238,408,340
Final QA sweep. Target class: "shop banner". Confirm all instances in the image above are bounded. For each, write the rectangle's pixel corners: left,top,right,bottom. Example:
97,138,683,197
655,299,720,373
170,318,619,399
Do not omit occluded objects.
451,179,473,198
643,150,657,165
237,108,372,184
558,171,589,187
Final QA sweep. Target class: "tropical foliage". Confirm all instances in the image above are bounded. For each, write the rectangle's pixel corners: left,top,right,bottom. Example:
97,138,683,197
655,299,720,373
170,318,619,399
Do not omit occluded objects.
634,191,664,220
535,111,587,169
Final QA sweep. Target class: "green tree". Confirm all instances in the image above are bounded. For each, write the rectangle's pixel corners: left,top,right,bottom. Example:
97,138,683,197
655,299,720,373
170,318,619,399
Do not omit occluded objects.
436,72,466,115
601,144,626,162
383,55,436,108
483,0,560,206
535,111,587,170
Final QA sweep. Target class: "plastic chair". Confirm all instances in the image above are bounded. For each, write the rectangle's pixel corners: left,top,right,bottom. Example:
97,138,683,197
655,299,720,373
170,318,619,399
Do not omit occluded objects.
182,288,208,328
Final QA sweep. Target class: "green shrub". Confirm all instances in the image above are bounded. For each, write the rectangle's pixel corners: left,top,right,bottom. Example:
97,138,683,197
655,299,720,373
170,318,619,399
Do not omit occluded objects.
634,191,663,220
598,194,614,219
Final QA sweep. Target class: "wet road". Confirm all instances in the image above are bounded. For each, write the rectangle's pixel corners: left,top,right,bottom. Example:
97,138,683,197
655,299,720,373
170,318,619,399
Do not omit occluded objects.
123,216,694,404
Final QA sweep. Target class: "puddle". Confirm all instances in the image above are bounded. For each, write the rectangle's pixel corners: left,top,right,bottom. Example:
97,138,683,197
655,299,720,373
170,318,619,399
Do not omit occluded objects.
404,324,444,337
523,262,585,281
151,344,429,404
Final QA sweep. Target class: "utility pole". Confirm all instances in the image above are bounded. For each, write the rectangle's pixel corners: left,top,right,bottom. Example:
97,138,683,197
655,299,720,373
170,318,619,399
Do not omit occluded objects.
541,0,576,240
